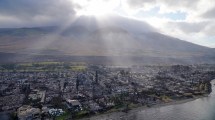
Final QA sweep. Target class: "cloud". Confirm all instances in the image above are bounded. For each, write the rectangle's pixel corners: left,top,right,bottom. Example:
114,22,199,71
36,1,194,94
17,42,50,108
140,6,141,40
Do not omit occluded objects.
166,21,208,34
201,7,215,19
0,0,214,47
203,22,215,36
126,0,156,9
124,0,215,47
125,0,200,13
0,0,76,27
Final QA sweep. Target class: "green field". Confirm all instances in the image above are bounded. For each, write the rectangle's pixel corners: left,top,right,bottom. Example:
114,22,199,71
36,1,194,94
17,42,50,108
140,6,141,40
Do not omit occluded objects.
0,62,87,72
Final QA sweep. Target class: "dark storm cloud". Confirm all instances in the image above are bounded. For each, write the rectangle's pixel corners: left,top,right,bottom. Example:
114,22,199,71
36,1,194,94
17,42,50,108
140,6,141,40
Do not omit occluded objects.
0,0,77,27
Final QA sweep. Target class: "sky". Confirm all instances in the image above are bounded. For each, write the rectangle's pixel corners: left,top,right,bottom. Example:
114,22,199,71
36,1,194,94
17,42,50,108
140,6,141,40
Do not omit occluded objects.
0,0,214,48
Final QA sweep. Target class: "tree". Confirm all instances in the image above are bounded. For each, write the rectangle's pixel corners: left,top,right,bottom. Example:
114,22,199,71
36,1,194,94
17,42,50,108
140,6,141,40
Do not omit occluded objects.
1,64,16,70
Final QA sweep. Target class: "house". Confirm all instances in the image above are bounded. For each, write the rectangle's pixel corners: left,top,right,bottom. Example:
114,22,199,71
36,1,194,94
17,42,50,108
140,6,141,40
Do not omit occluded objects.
66,99,82,111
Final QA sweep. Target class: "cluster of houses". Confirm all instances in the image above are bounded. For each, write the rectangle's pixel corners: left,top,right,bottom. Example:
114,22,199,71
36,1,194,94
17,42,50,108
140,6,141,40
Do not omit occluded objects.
0,64,215,119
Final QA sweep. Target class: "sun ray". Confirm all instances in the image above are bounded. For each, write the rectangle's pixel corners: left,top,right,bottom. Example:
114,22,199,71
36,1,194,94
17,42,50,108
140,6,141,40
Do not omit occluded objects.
73,0,120,17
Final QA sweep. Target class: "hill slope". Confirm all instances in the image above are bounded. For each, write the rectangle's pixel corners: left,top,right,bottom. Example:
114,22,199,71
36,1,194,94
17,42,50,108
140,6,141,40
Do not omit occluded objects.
0,15,214,65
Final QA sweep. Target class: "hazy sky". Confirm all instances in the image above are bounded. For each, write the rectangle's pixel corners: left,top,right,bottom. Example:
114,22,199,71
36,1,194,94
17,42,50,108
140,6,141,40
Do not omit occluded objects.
0,0,214,48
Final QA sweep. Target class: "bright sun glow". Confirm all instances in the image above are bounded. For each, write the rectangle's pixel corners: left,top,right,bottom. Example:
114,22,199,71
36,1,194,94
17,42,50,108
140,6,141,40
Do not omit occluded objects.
73,0,119,16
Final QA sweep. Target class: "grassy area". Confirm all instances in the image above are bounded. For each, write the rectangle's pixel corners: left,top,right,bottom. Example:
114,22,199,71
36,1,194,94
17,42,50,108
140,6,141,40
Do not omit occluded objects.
34,61,61,65
75,110,89,118
106,104,125,113
0,62,87,72
161,95,172,102
70,66,86,71
19,63,32,67
56,111,71,120
128,103,139,108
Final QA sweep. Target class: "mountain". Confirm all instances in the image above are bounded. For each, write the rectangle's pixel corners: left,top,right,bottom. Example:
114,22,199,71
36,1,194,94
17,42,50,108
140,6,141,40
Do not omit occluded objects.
0,15,214,65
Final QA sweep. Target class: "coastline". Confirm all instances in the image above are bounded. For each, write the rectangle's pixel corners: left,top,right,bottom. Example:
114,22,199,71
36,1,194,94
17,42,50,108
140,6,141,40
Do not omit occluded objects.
80,95,208,120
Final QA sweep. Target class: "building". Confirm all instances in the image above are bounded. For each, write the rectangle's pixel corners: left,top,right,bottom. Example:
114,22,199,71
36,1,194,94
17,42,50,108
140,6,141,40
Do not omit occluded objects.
66,99,82,111
17,105,40,120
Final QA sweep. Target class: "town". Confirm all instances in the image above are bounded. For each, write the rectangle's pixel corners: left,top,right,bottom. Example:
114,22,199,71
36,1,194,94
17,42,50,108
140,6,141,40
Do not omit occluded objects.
0,62,215,120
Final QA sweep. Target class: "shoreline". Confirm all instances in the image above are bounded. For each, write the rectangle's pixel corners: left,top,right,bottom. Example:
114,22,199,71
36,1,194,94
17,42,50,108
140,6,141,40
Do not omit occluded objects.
80,95,208,120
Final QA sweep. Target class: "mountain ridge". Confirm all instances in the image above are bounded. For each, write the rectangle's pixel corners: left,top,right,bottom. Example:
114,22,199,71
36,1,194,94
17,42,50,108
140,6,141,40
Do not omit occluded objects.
0,15,214,64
